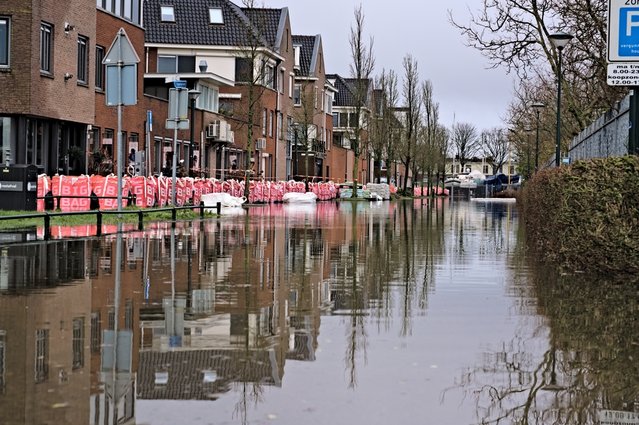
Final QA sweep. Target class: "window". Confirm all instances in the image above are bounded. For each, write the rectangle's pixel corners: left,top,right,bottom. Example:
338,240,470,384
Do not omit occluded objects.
72,318,84,369
35,329,49,383
279,69,284,94
293,45,301,69
158,55,195,73
269,111,274,137
263,63,274,89
90,312,101,353
0,331,5,392
314,87,318,109
209,8,223,24
262,108,267,136
196,84,219,113
160,6,175,22
95,46,105,90
97,0,141,24
288,75,293,98
0,17,9,67
293,84,301,105
77,36,89,84
40,22,53,74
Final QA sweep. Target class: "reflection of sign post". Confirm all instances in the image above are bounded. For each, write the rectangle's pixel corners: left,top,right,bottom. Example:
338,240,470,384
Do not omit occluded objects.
103,28,140,212
166,82,190,205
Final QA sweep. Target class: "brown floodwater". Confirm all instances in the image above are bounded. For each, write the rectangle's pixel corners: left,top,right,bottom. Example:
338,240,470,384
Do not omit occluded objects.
0,199,636,425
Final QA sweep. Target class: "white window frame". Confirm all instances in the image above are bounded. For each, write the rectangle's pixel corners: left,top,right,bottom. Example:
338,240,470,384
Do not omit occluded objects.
208,8,223,24
160,6,175,22
0,17,9,68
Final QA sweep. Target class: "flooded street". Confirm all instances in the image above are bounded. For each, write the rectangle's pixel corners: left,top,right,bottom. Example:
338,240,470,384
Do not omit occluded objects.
0,200,637,425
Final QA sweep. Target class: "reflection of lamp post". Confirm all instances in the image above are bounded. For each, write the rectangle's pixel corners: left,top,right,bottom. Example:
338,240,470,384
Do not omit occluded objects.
531,102,545,172
549,32,573,167
188,89,201,174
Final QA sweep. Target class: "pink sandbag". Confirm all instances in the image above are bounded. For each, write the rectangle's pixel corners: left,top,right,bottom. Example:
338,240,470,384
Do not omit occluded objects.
37,174,51,211
90,174,129,210
129,176,155,208
52,175,91,212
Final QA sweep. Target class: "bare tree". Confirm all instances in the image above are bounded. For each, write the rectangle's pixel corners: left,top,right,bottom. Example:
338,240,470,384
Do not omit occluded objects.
399,54,421,192
421,80,441,190
370,69,400,183
449,0,626,157
481,128,509,175
451,122,480,171
292,85,321,190
348,4,375,197
232,0,273,198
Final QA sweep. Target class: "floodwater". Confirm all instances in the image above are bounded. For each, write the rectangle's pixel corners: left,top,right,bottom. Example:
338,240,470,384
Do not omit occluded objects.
0,199,637,425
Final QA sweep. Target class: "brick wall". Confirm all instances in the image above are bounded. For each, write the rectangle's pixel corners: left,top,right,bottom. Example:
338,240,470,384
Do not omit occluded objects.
29,0,95,123
0,1,33,114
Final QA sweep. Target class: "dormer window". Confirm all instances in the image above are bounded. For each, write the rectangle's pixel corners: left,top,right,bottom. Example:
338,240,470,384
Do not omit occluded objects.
160,6,175,22
209,8,223,24
293,45,301,70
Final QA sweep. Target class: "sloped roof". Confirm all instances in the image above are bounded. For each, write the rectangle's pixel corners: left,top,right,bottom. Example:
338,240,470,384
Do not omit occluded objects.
292,35,316,77
144,0,284,51
327,73,371,107
242,8,282,50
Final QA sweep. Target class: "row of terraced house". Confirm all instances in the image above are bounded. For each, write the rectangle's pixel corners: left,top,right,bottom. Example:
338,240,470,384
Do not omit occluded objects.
0,0,395,185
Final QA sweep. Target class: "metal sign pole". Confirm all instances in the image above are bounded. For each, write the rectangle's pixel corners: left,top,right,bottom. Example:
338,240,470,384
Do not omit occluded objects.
171,97,179,206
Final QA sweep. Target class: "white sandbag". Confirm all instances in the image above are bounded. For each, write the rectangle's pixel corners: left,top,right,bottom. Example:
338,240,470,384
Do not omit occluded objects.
366,183,391,200
201,192,247,209
282,192,318,203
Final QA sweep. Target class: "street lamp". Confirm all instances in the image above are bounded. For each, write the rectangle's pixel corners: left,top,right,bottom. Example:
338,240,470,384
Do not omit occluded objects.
188,89,201,175
549,32,573,167
531,102,545,172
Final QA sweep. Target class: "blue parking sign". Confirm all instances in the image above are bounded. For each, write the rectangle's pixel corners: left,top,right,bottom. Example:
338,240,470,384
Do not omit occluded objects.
619,7,639,57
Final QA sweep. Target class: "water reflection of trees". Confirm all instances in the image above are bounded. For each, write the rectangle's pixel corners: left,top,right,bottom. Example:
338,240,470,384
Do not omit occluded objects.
458,259,639,424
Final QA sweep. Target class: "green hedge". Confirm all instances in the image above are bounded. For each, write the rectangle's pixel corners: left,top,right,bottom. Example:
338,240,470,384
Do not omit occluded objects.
521,156,639,281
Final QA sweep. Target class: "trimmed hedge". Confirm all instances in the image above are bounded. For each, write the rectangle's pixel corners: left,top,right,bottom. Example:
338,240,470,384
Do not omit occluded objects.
521,156,639,281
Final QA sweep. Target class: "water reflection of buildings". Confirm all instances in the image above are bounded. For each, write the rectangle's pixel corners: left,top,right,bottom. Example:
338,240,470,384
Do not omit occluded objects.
0,240,90,425
0,199,448,423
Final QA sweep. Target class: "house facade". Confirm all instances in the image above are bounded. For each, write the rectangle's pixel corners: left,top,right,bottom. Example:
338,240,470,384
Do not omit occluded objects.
290,34,336,181
0,0,387,187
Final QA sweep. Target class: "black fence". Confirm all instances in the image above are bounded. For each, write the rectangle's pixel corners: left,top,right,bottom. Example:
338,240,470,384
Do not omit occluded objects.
0,202,223,241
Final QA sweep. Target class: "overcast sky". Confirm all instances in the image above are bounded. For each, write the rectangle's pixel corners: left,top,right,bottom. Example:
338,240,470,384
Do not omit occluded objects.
265,0,515,132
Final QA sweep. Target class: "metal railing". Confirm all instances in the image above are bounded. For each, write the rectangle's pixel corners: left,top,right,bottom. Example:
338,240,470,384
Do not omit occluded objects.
0,202,223,241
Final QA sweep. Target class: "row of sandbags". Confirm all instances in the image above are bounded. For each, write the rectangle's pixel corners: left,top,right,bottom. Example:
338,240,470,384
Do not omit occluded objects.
36,174,339,212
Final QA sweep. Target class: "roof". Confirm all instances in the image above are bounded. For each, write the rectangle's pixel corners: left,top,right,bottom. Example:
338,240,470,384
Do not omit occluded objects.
292,35,318,77
326,74,372,107
242,8,283,50
144,0,286,51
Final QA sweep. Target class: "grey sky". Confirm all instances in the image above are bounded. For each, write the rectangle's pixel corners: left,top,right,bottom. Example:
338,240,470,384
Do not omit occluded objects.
266,0,514,131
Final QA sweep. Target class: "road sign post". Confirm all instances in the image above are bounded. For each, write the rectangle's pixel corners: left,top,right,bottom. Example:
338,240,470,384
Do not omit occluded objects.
166,82,190,205
103,28,140,213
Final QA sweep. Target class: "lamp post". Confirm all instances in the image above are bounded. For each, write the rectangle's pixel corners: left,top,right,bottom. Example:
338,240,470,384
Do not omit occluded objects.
188,89,201,175
549,32,573,167
531,102,545,172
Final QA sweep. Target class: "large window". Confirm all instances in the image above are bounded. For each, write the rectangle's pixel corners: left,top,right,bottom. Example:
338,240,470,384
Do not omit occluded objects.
196,84,219,113
72,318,84,369
157,55,195,73
77,36,89,84
0,17,9,67
96,0,141,24
95,45,105,90
35,329,49,383
293,84,301,106
0,331,5,393
40,22,53,74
